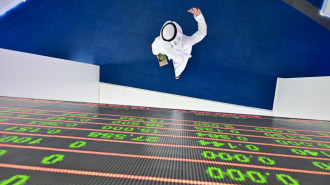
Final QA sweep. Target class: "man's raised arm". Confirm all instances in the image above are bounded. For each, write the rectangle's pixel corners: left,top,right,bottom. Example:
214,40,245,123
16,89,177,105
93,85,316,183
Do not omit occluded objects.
188,8,207,46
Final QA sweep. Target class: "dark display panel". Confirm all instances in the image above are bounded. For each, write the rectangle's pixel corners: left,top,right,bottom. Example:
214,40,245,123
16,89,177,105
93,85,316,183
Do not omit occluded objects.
0,96,329,185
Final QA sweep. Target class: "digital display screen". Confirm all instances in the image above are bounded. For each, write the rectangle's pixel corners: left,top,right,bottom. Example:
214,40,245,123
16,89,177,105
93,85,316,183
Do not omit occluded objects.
0,96,329,184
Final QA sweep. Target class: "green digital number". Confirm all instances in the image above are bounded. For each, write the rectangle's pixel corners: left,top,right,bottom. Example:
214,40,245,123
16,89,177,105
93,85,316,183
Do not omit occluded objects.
113,134,126,140
0,175,30,185
0,136,42,145
5,126,18,131
227,169,245,181
286,130,297,134
237,136,248,141
246,144,259,151
198,140,225,147
318,132,330,136
255,128,283,133
276,174,299,185
230,130,239,134
28,121,38,125
102,126,113,130
88,132,102,137
112,120,140,126
206,167,299,184
206,167,225,179
201,151,216,159
194,126,203,131
66,123,78,127
258,156,275,165
69,141,87,149
299,136,312,140
147,136,159,142
224,125,234,128
41,154,65,165
318,143,330,148
291,149,318,156
0,136,19,142
130,136,159,142
234,154,250,163
312,161,330,170
112,126,124,131
320,151,330,157
227,143,237,148
103,126,130,131
47,129,62,134
138,128,151,133
101,133,115,139
12,137,32,144
62,113,88,117
264,133,285,138
246,171,267,183
0,150,7,156
29,138,43,145
276,140,312,147
193,122,201,125
206,167,270,184
201,151,251,163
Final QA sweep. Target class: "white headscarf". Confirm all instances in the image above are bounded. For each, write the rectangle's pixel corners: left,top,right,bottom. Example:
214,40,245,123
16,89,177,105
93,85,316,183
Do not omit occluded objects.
159,21,191,62
161,21,183,49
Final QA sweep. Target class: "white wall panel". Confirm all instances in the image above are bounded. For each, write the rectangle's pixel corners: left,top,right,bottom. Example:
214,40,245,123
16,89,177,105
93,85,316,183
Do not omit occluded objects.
321,0,330,17
0,48,99,103
273,77,330,121
99,83,272,116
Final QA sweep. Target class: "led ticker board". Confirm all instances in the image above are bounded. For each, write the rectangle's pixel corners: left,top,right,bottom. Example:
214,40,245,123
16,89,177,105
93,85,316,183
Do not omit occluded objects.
0,96,329,185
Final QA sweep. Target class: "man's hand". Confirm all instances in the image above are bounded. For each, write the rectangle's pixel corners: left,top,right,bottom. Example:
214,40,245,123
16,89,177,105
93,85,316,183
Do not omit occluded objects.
188,8,202,17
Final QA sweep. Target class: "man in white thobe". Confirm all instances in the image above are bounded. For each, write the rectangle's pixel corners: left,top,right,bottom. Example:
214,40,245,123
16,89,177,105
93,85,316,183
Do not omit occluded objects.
152,8,207,79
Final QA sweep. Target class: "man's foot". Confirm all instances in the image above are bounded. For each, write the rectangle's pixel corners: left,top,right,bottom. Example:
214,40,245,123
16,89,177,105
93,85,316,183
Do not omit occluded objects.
175,75,181,79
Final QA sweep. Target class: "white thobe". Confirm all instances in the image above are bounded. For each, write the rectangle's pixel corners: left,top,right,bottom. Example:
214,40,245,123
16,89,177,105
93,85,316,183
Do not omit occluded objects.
152,14,207,77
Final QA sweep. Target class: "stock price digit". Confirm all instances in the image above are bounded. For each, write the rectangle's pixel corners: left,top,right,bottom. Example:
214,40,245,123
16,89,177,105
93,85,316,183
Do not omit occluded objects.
41,154,65,165
0,175,30,185
206,167,299,185
0,150,7,156
201,151,275,165
69,141,87,149
312,161,330,170
0,135,42,145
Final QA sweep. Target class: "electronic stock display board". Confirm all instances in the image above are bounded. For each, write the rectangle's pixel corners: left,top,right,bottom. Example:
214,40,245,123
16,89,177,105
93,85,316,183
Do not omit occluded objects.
0,96,329,185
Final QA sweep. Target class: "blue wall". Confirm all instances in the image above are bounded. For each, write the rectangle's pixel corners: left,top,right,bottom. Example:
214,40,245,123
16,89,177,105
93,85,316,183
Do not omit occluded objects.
0,0,329,109
307,0,324,8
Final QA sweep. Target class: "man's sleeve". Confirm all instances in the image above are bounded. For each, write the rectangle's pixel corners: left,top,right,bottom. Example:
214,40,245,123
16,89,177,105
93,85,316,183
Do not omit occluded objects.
190,14,207,46
152,37,161,55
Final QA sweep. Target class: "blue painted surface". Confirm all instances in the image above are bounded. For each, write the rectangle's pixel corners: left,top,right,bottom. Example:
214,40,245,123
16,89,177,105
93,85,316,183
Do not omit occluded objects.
307,0,324,8
0,0,329,109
